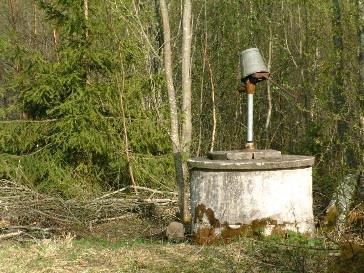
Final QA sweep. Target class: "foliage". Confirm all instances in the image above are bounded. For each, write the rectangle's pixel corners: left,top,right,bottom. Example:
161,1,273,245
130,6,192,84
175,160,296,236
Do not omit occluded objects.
0,0,174,197
0,0,362,200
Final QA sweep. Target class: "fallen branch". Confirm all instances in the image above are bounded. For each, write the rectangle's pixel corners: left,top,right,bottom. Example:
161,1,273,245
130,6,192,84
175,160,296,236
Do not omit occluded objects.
143,198,177,204
0,231,23,240
1,226,58,232
94,187,128,200
0,179,178,237
133,186,178,196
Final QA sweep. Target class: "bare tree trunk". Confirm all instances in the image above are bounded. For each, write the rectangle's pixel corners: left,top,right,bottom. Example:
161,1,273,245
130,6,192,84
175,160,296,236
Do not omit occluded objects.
84,0,90,85
53,29,58,47
53,29,59,61
31,3,37,45
116,67,137,193
180,0,193,223
84,0,89,39
159,0,186,221
265,24,273,148
298,2,312,125
108,1,137,194
196,0,207,157
358,0,364,179
33,3,37,35
207,60,216,152
196,55,206,156
159,0,179,151
181,0,192,154
354,0,364,204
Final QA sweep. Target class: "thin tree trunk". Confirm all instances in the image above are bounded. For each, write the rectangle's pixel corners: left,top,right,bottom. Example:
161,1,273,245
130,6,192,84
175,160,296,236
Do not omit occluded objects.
207,60,216,152
116,69,137,193
32,3,37,45
53,29,58,46
331,0,348,165
181,0,193,223
159,0,179,153
159,0,186,221
359,0,364,83
358,0,364,172
356,0,364,199
84,0,90,86
265,24,273,148
181,0,192,154
196,0,207,157
299,3,311,123
33,3,37,35
53,29,59,61
196,56,206,156
84,0,89,39
331,0,345,118
108,2,137,194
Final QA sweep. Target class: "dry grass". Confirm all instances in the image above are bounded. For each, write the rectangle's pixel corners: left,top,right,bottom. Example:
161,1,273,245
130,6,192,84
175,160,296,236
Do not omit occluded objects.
0,230,337,273
1,179,362,273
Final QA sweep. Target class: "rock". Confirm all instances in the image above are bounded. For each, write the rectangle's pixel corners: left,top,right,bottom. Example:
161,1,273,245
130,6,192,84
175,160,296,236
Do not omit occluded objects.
166,221,185,241
324,174,358,232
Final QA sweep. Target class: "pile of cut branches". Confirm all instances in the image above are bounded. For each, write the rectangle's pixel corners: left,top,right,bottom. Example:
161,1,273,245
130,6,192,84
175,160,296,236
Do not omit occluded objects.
0,179,177,240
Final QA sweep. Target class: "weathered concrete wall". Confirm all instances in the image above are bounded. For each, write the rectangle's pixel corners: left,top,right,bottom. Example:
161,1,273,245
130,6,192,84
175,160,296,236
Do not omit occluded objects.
189,157,315,243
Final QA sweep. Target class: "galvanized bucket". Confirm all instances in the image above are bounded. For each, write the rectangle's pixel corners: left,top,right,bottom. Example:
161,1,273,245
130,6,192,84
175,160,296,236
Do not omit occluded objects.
240,48,268,80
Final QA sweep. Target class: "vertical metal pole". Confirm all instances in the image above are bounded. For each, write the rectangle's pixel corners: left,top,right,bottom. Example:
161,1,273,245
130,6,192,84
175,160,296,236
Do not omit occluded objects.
247,93,254,144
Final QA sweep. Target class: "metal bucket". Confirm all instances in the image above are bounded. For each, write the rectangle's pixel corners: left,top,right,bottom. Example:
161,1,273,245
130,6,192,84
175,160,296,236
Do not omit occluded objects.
240,48,268,80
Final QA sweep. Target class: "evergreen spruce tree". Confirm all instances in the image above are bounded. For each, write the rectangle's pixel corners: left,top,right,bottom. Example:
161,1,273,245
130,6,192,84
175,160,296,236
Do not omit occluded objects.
0,0,174,197
0,0,116,197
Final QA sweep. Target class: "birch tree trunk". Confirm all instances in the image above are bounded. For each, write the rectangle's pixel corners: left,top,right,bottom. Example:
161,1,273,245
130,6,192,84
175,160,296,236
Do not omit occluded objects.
180,0,193,222
181,0,192,154
159,0,187,221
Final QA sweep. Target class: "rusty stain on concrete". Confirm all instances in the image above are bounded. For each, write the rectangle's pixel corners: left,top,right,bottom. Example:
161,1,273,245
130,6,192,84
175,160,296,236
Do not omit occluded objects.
194,204,294,245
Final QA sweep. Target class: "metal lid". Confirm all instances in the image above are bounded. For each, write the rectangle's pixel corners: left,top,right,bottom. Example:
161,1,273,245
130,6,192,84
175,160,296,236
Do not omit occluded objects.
188,154,315,170
207,149,281,160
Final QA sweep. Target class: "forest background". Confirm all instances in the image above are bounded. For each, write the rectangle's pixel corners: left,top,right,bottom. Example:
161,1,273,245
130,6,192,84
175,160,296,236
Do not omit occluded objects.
0,0,363,215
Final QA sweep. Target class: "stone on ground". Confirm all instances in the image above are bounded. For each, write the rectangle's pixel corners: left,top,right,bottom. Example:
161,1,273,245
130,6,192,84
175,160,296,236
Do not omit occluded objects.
166,221,185,241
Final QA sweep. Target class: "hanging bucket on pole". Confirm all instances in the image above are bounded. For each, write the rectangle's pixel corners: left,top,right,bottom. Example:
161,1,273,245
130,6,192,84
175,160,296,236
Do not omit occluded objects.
240,48,269,81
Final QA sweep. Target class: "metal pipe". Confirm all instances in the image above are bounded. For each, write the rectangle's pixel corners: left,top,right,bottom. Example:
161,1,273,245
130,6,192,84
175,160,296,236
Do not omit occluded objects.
247,93,254,144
